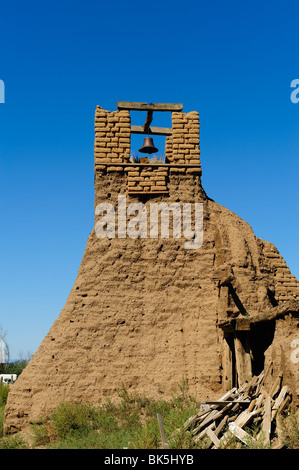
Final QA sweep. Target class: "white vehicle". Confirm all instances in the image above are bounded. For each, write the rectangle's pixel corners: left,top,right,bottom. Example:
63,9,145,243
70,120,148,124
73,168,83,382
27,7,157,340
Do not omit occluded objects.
0,374,17,384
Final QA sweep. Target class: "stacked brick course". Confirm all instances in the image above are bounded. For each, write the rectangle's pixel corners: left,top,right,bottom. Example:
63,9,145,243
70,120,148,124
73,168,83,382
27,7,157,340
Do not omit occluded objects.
262,243,299,301
166,111,200,165
94,106,131,165
165,135,172,163
127,166,168,194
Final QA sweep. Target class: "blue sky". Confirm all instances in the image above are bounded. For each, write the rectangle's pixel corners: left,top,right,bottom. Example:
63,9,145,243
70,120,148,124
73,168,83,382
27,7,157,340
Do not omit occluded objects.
0,0,298,359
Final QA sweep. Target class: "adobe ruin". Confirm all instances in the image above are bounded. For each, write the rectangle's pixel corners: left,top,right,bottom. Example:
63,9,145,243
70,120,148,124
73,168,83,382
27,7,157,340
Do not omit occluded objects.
4,102,299,432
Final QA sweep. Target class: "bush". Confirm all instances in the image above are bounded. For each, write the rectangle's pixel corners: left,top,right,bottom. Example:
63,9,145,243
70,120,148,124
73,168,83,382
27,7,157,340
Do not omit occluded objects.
50,401,100,440
28,378,202,449
0,383,9,406
277,407,299,449
0,359,29,376
0,405,5,439
0,383,10,439
0,434,29,449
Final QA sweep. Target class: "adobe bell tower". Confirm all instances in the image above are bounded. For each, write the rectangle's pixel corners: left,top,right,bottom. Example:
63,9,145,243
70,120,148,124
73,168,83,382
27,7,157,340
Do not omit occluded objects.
4,102,299,432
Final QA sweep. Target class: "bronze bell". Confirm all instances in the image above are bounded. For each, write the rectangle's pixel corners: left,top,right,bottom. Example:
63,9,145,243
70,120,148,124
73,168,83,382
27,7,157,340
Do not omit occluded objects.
138,136,158,154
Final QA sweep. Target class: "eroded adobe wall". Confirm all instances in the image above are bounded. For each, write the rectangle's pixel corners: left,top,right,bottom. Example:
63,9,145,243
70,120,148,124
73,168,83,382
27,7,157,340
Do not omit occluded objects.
6,188,298,431
258,239,299,302
261,313,299,406
4,105,299,432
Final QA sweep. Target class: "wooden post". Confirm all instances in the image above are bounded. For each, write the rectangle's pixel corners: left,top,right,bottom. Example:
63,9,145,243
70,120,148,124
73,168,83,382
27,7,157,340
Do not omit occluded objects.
234,332,252,387
157,414,170,449
223,333,233,391
262,395,271,445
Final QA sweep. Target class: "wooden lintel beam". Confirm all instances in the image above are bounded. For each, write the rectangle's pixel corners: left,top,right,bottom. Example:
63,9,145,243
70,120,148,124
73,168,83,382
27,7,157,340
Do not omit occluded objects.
217,299,299,331
235,319,251,331
117,101,183,112
118,101,147,110
131,125,172,136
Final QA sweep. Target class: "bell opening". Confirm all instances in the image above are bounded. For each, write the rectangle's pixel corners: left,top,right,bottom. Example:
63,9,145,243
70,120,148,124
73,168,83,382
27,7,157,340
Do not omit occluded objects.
129,111,169,163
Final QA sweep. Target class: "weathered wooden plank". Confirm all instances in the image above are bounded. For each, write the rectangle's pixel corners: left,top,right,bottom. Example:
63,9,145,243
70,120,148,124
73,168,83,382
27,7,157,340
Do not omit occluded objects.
131,125,172,136
271,386,289,419
200,400,250,406
196,422,215,439
269,371,283,398
250,300,299,324
191,387,240,432
234,410,249,428
117,101,183,112
239,376,257,397
278,394,291,414
183,409,210,430
192,403,233,435
234,332,252,387
200,387,238,411
243,375,260,398
234,407,263,429
247,398,256,413
117,101,147,109
218,387,239,401
194,423,216,445
228,423,252,445
254,392,265,411
260,362,274,393
255,368,267,396
217,301,299,330
223,334,233,391
205,426,221,448
215,415,228,437
262,395,271,444
261,387,272,402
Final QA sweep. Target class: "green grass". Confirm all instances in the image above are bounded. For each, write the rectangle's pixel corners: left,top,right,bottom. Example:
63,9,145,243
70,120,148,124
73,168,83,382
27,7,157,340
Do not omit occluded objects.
0,383,9,407
0,378,298,449
29,378,201,449
0,404,5,439
0,383,10,439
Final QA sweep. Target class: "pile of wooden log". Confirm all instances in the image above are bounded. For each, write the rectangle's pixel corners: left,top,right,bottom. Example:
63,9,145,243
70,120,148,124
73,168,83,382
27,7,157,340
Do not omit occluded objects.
183,366,292,448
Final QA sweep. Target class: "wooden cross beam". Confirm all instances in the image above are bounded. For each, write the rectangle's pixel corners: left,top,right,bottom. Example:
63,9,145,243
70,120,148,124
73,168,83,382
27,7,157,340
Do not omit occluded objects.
117,101,183,112
131,125,172,136
117,101,183,136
